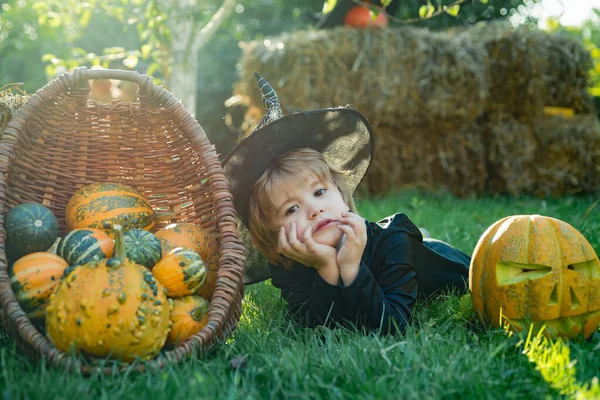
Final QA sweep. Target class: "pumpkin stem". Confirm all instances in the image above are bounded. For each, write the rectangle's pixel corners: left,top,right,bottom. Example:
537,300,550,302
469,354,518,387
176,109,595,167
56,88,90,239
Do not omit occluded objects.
190,301,209,322
113,225,127,262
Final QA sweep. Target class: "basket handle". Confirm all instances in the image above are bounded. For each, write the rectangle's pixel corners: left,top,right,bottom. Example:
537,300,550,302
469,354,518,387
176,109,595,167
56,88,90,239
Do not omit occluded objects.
71,66,175,104
85,68,147,85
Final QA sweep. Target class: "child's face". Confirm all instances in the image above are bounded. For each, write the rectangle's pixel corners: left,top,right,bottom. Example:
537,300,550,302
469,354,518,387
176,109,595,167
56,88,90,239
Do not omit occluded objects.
270,174,348,248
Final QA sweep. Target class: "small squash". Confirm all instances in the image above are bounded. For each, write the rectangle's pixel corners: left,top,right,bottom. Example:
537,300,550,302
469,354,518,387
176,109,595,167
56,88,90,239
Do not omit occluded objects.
57,228,114,266
155,223,220,299
46,227,171,363
5,202,59,263
10,252,69,319
168,295,209,345
155,223,208,254
152,250,206,297
124,229,162,270
65,182,162,236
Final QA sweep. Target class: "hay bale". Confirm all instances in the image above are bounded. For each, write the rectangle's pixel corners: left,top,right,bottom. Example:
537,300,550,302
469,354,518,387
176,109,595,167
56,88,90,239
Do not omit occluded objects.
459,24,546,122
461,23,596,121
482,113,538,196
363,120,487,197
539,35,596,114
0,84,30,137
228,23,599,198
530,114,600,196
232,26,488,135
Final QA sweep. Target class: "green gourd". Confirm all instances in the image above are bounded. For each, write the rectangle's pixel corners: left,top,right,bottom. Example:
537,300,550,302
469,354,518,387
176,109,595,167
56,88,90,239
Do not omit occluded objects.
57,228,114,266
5,202,58,263
124,229,162,270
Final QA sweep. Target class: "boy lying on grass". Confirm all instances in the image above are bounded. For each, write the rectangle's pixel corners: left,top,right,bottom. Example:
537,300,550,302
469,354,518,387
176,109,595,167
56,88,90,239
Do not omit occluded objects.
223,74,471,334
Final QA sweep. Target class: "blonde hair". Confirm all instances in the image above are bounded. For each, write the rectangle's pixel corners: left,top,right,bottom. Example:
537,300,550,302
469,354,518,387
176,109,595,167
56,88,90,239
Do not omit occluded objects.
248,148,356,269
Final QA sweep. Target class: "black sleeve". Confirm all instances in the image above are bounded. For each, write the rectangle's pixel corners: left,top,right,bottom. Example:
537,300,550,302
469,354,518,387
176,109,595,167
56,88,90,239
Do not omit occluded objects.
270,264,345,329
338,258,417,334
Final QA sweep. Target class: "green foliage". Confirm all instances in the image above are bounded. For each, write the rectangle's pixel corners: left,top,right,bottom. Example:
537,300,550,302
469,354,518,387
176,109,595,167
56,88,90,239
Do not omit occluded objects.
419,3,436,19
0,0,79,90
361,0,541,29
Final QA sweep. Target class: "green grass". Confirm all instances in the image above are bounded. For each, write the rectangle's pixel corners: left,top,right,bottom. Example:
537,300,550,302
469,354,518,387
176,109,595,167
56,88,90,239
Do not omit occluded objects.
2,190,600,399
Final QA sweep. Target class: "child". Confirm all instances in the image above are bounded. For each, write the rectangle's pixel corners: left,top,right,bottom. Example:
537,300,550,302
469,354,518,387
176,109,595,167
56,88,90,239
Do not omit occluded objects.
222,74,470,334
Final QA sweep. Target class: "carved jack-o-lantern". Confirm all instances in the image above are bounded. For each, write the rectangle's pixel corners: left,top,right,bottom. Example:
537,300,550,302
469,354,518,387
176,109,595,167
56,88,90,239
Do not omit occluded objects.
470,215,600,339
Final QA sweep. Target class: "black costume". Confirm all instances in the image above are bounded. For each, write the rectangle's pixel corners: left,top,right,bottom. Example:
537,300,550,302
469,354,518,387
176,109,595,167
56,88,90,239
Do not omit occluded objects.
270,214,471,334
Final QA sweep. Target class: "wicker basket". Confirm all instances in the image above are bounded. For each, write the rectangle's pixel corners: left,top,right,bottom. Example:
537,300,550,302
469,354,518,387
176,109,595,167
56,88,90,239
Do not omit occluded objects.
0,67,245,374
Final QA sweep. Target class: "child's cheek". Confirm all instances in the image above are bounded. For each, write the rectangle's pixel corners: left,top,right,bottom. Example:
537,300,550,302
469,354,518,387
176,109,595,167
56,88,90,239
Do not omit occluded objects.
296,223,306,241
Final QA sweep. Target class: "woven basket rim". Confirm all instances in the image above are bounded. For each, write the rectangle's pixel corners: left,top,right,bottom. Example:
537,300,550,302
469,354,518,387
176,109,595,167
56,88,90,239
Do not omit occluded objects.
0,67,246,374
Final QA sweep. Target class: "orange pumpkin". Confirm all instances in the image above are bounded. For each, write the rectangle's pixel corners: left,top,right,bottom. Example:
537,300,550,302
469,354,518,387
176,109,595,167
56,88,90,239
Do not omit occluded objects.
10,252,69,319
66,182,157,235
152,250,207,297
168,295,209,345
344,6,389,28
470,215,600,339
155,223,220,299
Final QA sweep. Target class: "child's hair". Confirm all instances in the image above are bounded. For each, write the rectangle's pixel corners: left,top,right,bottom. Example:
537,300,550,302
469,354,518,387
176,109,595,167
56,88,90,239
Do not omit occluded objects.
248,148,356,268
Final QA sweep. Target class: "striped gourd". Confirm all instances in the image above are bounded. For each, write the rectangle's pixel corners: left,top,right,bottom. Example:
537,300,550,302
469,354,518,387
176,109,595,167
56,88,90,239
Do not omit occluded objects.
124,229,162,270
57,228,114,266
152,250,207,297
10,252,69,319
5,202,59,263
155,223,220,300
65,182,157,235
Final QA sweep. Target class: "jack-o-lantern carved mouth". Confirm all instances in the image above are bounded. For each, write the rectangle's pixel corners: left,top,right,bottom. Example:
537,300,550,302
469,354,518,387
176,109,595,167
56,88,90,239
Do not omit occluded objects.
504,310,600,338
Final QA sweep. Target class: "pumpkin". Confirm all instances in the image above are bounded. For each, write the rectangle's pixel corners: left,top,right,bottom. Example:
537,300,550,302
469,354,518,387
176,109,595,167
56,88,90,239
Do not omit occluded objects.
5,202,59,263
10,252,69,319
46,227,171,363
152,250,207,298
168,295,209,345
57,228,114,266
470,215,600,339
343,6,388,28
65,182,160,235
124,229,162,270
155,223,220,299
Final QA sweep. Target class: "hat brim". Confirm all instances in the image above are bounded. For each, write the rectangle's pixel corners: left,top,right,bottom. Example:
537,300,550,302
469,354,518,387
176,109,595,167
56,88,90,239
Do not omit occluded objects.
222,107,374,284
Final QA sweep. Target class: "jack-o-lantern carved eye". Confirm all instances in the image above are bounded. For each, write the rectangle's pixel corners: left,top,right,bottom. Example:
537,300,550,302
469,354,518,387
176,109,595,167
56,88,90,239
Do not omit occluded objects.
496,262,552,285
567,260,600,278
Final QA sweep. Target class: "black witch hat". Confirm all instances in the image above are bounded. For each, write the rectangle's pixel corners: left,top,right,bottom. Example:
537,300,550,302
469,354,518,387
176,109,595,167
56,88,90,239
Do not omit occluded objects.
222,73,374,284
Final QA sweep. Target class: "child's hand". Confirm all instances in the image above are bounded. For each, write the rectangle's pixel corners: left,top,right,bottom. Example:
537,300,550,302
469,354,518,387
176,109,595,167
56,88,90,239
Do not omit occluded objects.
336,211,367,276
278,222,338,271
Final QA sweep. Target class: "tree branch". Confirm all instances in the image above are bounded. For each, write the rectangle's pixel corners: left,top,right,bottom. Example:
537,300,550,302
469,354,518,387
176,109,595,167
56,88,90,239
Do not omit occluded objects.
191,0,236,54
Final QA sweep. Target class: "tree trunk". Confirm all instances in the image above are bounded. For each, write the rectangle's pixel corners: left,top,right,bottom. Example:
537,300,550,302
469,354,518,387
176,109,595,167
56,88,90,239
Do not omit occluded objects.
161,0,236,115
169,48,198,114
